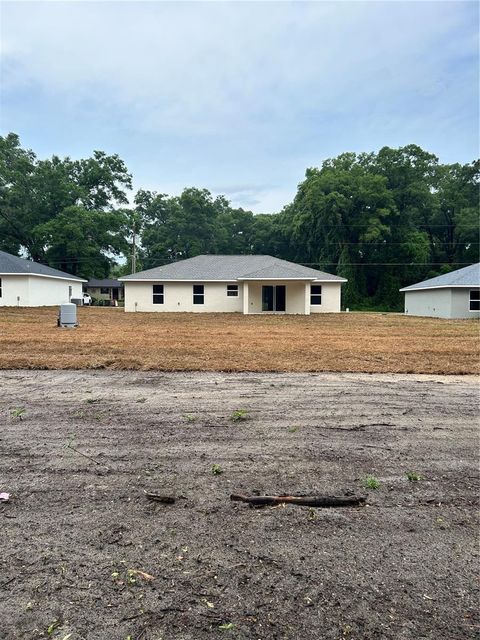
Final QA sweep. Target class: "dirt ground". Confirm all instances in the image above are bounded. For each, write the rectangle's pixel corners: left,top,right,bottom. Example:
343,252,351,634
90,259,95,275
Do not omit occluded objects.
0,370,479,640
0,307,479,374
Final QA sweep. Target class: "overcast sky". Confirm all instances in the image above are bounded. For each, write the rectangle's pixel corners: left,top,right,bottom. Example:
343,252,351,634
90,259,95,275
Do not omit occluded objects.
1,1,478,212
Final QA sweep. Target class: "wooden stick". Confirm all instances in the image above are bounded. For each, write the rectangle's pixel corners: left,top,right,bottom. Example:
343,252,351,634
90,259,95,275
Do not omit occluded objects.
144,492,175,504
230,494,366,508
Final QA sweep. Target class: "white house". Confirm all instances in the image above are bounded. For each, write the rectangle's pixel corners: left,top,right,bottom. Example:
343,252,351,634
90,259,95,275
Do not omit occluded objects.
119,255,347,315
0,250,86,307
400,263,480,319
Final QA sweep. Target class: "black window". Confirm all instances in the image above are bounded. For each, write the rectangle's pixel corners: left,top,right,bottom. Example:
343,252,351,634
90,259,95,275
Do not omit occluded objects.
227,284,238,297
469,289,480,311
100,287,110,294
311,284,322,305
0,277,2,298
193,284,204,304
153,284,164,304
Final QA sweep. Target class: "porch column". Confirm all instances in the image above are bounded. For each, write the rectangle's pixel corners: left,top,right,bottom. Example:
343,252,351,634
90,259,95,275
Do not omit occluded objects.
304,282,311,315
243,282,249,315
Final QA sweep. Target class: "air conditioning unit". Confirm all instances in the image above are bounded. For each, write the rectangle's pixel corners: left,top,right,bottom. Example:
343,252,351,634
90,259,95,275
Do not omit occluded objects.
58,303,78,328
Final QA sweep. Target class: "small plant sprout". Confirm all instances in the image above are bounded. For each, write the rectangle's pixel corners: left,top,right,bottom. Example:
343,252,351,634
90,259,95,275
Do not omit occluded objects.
211,464,223,475
219,622,234,631
308,508,316,521
363,475,380,490
288,426,298,433
10,407,26,420
406,471,422,482
231,409,248,422
184,414,197,423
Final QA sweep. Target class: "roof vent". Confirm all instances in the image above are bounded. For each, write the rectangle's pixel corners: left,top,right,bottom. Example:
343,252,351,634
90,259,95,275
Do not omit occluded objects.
58,303,78,328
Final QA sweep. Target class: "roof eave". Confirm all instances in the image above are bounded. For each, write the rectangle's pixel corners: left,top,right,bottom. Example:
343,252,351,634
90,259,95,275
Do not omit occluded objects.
400,284,479,292
0,272,87,282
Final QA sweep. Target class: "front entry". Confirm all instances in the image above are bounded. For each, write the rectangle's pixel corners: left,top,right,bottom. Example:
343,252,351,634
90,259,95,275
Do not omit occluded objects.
262,285,286,312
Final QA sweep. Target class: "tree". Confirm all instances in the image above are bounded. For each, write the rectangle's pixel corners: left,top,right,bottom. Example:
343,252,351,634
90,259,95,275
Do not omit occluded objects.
0,133,132,276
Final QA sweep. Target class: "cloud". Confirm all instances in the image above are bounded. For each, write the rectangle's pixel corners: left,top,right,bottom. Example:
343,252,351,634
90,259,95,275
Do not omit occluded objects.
1,1,478,213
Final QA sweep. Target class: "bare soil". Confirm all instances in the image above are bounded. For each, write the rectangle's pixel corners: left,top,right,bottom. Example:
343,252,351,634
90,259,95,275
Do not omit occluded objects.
1,370,479,640
0,307,479,374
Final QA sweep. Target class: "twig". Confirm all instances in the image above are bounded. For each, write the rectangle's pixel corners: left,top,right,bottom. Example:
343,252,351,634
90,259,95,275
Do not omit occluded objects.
144,492,175,504
230,494,366,508
65,443,103,466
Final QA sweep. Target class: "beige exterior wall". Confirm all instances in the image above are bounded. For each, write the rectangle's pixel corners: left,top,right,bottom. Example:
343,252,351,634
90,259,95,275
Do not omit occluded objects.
246,281,309,314
0,275,82,307
124,279,344,314
124,281,243,312
309,281,343,313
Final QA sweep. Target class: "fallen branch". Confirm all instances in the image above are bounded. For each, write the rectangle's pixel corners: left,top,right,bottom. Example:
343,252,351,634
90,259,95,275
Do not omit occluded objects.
230,494,366,508
144,492,175,504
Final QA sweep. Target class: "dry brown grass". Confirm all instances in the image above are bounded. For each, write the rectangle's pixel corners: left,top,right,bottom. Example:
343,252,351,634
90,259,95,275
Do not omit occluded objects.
0,306,478,374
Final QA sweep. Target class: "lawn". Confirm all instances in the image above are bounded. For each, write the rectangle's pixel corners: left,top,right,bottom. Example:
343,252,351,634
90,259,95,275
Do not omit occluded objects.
0,307,478,374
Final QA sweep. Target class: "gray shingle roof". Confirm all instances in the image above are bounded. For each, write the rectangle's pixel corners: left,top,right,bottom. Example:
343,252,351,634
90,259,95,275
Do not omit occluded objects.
119,255,347,282
400,263,480,292
0,250,86,281
86,278,123,288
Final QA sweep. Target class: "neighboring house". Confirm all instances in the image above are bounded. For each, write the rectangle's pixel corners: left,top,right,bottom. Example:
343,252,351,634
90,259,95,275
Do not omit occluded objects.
0,250,86,307
119,255,347,314
400,263,480,319
84,279,124,304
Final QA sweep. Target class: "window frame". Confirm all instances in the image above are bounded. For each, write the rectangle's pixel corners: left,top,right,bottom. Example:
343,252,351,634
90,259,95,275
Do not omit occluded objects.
152,284,164,305
0,277,2,298
193,284,204,305
469,289,480,312
227,284,239,297
310,284,322,305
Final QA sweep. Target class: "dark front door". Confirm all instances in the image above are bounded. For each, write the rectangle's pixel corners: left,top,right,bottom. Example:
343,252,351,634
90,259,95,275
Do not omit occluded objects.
262,285,286,312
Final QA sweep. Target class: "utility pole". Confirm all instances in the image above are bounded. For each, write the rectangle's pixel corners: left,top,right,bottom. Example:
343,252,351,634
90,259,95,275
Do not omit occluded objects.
131,221,137,274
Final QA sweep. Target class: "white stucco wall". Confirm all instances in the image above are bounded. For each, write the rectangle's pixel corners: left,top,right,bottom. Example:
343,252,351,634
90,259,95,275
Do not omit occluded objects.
0,275,82,307
0,275,30,306
309,281,343,313
124,281,244,312
404,289,453,318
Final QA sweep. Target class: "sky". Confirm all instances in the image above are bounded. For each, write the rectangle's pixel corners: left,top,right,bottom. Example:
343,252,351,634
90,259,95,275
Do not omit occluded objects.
0,0,478,213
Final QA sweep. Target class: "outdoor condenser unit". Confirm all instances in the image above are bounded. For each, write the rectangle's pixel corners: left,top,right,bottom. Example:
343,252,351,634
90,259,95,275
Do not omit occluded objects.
58,303,78,328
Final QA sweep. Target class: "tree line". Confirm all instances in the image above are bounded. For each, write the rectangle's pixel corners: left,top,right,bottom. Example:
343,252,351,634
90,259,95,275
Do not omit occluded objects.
1,132,478,309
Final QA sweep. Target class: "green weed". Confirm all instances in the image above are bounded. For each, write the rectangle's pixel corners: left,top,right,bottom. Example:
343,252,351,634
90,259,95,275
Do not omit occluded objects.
363,475,380,490
406,471,422,482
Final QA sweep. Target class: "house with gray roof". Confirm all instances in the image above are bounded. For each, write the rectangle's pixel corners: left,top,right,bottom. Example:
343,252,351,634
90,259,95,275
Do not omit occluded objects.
119,255,347,314
84,278,124,304
400,263,480,319
0,250,86,307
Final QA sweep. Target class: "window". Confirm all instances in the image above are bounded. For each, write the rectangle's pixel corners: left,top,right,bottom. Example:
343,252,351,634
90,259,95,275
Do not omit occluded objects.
0,277,2,298
311,284,322,305
193,284,204,305
153,284,164,304
469,289,480,311
227,284,238,297
100,287,110,295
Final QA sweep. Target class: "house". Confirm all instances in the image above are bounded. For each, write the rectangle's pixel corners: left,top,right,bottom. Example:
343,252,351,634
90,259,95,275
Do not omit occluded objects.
0,250,86,307
400,263,480,319
119,255,347,314
84,278,124,304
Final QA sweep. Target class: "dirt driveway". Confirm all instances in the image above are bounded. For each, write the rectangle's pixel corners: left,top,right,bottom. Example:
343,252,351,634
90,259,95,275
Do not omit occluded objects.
1,371,479,640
